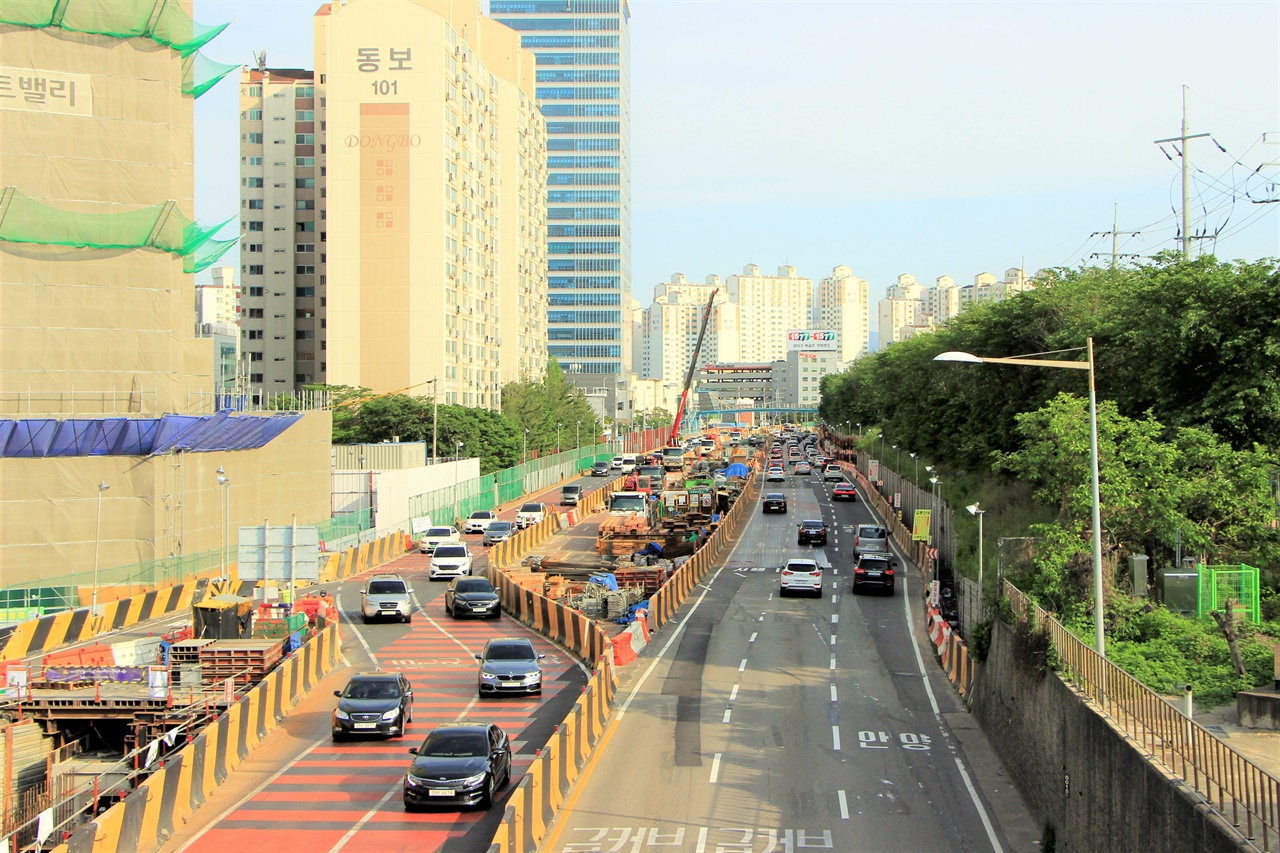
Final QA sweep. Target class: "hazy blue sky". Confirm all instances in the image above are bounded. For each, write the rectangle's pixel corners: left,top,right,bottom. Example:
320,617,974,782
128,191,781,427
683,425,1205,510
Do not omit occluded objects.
195,0,1279,305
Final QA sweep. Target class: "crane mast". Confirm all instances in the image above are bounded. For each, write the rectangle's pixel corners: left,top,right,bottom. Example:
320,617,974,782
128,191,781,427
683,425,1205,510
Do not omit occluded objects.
667,288,718,448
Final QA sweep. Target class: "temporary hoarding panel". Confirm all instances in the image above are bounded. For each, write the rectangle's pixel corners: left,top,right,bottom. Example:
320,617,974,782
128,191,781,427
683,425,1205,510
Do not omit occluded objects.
237,526,321,582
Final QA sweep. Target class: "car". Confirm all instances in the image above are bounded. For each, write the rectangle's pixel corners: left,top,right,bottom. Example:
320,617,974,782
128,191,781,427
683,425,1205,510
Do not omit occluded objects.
591,461,610,476
765,467,786,483
610,455,624,469
463,510,498,534
780,558,823,597
814,455,829,468
429,543,473,580
761,492,788,513
560,484,581,505
797,519,828,546
620,454,637,472
853,524,889,555
361,574,413,624
793,461,812,475
823,464,845,482
832,482,858,501
418,526,460,554
403,722,511,810
444,576,500,619
332,672,413,740
482,520,516,546
852,552,898,595
476,637,545,696
515,502,545,529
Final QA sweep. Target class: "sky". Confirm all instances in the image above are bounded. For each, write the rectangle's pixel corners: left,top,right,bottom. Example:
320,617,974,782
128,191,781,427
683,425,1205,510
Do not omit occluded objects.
194,0,1279,307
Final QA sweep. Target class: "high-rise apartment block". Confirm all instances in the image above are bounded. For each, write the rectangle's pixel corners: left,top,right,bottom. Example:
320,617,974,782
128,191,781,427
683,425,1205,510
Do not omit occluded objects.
239,0,550,408
489,0,633,412
725,264,814,363
197,266,241,330
879,268,1035,350
815,265,870,365
638,274,740,388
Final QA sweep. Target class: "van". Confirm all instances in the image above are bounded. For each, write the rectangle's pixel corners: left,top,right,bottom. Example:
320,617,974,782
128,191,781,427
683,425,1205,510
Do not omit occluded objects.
560,484,581,506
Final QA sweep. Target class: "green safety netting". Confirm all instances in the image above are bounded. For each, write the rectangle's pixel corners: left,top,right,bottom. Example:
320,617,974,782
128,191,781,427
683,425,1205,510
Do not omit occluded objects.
182,51,238,99
184,237,238,274
0,188,237,266
0,0,229,57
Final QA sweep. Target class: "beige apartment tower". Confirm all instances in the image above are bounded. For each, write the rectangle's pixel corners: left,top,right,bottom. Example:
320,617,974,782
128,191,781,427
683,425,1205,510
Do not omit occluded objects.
310,0,548,408
725,264,814,363
815,265,870,366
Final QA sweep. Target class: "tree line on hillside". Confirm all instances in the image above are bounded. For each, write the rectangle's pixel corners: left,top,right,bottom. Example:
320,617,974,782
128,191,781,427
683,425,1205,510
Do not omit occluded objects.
819,253,1280,608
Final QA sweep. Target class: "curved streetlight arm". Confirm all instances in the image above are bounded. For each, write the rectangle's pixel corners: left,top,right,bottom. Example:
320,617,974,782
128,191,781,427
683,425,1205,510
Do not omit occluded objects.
934,351,1089,371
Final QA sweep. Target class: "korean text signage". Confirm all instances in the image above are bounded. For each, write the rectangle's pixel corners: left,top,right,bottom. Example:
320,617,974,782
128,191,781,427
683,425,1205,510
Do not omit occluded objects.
786,330,838,352
0,66,93,117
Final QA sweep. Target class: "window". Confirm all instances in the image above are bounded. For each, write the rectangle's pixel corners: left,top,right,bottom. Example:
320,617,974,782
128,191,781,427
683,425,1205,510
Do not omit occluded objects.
296,221,315,232
295,133,314,144
246,243,263,253
247,85,262,97
295,178,315,188
296,286,315,297
247,265,264,275
295,156,315,166
247,221,264,232
246,156,263,165
296,265,315,275
296,200,314,210
246,132,263,144
247,308,263,319
295,110,314,121
296,85,314,97
246,177,263,188
249,373,263,383
247,286,264,297
246,330,263,340
295,244,314,253
296,330,315,340
246,199,264,210
245,109,262,120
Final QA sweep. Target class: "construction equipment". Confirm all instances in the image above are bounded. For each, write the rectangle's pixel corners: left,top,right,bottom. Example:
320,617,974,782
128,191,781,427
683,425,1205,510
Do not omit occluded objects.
665,287,718,455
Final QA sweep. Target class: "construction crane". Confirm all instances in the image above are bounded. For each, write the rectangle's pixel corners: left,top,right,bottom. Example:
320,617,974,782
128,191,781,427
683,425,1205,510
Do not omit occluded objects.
665,288,718,454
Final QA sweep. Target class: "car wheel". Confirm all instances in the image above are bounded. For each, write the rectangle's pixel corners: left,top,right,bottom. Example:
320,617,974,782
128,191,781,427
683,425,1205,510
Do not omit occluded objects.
361,614,370,624
404,613,412,624
332,732,345,742
445,602,453,616
404,800,417,813
885,584,895,597
479,775,494,809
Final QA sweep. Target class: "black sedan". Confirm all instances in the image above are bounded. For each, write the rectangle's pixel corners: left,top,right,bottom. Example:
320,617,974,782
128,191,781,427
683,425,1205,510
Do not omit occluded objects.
332,672,413,740
797,519,828,546
445,576,501,619
761,492,788,513
403,721,512,810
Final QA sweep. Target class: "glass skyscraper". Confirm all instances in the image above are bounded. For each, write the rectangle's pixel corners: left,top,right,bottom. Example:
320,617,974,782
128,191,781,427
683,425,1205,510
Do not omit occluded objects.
490,0,632,414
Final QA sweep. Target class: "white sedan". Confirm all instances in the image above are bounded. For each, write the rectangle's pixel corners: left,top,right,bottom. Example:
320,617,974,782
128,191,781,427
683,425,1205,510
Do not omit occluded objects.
765,466,786,483
418,526,460,554
463,510,497,534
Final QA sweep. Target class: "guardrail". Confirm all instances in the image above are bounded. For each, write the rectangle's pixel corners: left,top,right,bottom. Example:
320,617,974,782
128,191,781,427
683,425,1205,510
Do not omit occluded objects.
1005,582,1280,851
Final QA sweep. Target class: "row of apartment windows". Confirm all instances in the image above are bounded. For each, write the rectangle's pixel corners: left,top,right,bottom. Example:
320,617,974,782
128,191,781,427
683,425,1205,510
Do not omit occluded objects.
546,121,619,134
547,138,619,151
243,133,316,145
548,172,619,186
548,258,620,271
549,293,621,305
548,224,620,238
537,86,620,100
535,52,620,66
548,241,620,255
548,190,619,203
519,35,619,48
548,345,623,358
492,0,620,12
548,328,620,341
536,70,620,83
547,155,620,169
541,104,620,117
501,18,619,32
548,275,620,289
547,310,621,324
548,206,620,220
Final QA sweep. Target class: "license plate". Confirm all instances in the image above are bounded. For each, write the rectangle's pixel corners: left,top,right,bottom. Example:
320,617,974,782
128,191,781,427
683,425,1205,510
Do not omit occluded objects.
428,789,454,797
353,722,376,729
866,572,881,578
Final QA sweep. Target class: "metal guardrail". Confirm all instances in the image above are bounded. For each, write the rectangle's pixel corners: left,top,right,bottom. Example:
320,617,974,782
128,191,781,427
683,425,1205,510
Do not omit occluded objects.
1005,582,1280,851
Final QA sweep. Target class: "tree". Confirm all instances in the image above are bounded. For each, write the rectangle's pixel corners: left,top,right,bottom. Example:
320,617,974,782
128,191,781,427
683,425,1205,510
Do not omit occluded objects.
501,358,600,456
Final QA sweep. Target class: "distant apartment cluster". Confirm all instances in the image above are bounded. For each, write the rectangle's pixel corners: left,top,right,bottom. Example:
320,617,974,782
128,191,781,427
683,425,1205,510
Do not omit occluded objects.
877,268,1035,348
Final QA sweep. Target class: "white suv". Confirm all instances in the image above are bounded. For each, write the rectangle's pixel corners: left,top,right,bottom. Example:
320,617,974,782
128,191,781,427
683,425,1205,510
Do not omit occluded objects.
515,502,545,529
823,464,845,482
464,510,497,534
780,559,823,597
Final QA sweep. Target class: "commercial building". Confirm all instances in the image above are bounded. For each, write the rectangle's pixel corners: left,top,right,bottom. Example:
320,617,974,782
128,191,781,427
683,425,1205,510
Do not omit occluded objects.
776,348,840,408
489,0,634,415
814,265,870,366
725,264,814,363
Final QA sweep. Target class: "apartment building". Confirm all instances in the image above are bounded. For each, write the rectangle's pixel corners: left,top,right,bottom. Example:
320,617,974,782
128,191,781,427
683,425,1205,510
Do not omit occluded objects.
238,0,550,408
196,266,241,329
814,265,870,365
488,0,633,414
725,264,814,363
923,274,962,324
637,274,740,386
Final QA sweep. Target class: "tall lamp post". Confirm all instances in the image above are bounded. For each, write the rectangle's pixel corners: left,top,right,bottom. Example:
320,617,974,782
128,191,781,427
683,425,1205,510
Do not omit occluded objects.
910,452,918,483
92,480,110,612
216,468,231,583
556,423,562,455
935,339,1105,657
576,420,581,450
428,377,439,460
892,444,900,473
967,502,985,602
523,428,529,466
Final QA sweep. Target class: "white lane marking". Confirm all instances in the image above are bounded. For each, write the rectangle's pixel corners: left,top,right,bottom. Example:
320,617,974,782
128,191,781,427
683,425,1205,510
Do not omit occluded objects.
738,658,748,672
695,827,709,853
956,755,1003,851
749,632,758,643
838,789,850,819
722,708,732,723
831,594,839,604
831,614,839,624
758,614,765,622
338,592,378,668
830,634,837,647
832,726,842,751
829,656,837,670
729,684,739,701
327,785,400,853
830,684,838,702
709,752,722,783
767,593,774,601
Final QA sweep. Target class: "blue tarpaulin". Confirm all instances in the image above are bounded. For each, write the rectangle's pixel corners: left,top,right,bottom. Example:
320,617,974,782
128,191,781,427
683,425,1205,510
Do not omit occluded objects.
723,463,750,478
588,572,619,591
0,412,302,457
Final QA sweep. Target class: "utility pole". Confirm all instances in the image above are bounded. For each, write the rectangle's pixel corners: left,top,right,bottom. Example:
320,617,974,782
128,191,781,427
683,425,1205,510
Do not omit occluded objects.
1090,203,1143,268
1154,85,1211,259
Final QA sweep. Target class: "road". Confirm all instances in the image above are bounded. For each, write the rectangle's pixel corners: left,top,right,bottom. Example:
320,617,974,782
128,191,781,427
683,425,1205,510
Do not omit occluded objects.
540,465,1037,853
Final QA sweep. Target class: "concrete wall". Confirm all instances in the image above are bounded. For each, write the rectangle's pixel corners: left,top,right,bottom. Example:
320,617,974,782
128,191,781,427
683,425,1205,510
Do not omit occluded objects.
969,620,1248,853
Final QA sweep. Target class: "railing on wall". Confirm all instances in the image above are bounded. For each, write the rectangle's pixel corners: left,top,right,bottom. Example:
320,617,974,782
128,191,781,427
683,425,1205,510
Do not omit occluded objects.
1004,582,1279,851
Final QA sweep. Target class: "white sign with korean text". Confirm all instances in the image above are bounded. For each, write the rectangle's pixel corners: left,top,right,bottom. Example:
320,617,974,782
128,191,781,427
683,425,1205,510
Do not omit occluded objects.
0,66,93,117
786,330,838,352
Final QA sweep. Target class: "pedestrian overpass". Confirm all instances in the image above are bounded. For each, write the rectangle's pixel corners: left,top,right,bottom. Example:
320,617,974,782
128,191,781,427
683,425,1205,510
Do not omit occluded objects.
685,407,819,428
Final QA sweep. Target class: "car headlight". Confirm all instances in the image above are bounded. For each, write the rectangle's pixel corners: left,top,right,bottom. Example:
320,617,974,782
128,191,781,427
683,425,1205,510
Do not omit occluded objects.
480,670,499,682
381,707,400,721
460,772,487,787
334,708,350,720
405,774,424,787
524,672,542,683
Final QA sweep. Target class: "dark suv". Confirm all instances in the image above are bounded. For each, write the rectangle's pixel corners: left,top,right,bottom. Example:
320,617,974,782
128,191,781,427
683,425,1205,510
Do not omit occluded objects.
797,519,828,546
853,553,898,595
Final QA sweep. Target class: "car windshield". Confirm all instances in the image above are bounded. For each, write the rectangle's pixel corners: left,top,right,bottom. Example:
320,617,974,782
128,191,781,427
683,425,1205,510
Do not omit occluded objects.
485,643,536,661
344,679,400,699
563,486,580,493
421,732,488,757
489,522,513,532
859,526,886,537
434,545,467,558
787,562,820,573
455,579,493,593
426,527,453,537
520,504,541,513
470,511,493,520
367,580,406,595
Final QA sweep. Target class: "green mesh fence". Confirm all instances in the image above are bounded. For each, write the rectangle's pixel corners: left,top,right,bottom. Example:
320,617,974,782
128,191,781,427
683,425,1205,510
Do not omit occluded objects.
1197,564,1261,623
316,510,371,542
0,189,236,266
182,51,238,99
0,0,229,57
0,548,227,612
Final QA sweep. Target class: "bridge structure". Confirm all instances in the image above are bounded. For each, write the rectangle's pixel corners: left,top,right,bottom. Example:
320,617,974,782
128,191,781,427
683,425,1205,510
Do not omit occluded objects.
682,407,819,432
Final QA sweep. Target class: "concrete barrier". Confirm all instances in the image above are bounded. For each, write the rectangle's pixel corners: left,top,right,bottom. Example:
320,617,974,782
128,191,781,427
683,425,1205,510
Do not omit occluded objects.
45,622,342,853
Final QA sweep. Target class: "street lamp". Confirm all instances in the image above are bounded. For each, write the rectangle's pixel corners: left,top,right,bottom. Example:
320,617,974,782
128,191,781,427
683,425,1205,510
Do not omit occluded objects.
935,339,1105,657
855,422,862,440
92,480,110,612
929,475,942,551
556,422,562,455
427,377,439,460
523,428,529,466
910,452,918,483
892,444,900,472
576,420,581,450
967,502,985,601
216,468,231,583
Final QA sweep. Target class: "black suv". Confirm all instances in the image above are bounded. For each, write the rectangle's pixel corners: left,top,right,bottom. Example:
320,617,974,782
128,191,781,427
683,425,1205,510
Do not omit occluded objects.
797,519,828,546
332,672,413,740
853,553,898,595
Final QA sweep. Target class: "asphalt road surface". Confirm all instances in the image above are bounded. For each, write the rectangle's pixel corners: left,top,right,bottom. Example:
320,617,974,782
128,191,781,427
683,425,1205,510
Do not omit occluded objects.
540,467,1036,853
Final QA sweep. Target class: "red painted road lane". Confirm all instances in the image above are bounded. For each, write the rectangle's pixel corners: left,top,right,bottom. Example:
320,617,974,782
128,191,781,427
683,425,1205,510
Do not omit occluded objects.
184,572,581,853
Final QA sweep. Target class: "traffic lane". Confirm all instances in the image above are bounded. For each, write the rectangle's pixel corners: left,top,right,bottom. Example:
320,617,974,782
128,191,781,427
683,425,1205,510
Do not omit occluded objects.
179,561,587,853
